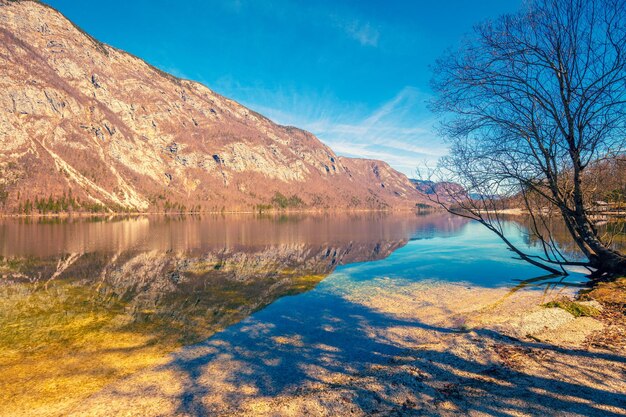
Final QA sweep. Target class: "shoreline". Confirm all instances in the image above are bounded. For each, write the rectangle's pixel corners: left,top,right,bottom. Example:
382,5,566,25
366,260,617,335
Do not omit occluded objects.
3,207,624,220
0,207,437,219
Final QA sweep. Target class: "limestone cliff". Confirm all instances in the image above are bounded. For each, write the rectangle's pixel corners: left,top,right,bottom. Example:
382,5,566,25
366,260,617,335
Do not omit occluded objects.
0,0,430,213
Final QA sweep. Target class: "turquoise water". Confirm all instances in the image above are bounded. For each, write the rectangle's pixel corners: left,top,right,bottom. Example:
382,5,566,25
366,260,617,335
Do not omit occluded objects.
332,220,587,288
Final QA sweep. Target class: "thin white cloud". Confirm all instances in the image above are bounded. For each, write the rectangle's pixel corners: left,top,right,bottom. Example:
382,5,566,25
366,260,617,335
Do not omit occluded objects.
214,1,383,47
330,141,428,172
328,14,381,47
235,86,448,177
342,20,380,47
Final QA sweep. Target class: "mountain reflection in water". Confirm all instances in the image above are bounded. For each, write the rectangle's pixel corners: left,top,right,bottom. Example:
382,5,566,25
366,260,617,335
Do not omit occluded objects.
0,212,470,414
1,214,472,338
4,212,619,415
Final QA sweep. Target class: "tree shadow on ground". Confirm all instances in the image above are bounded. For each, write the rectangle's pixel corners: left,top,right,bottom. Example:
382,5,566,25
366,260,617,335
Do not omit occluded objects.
156,289,626,417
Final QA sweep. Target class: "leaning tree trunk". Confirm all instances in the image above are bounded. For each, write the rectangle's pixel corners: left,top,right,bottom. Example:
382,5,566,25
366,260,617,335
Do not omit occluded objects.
554,154,626,279
562,205,626,279
573,219,626,277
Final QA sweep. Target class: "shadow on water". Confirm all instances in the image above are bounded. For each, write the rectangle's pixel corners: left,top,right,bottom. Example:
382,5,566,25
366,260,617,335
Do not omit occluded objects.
492,274,589,308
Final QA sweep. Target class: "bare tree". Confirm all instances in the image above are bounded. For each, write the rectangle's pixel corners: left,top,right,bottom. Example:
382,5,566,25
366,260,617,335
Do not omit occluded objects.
430,0,626,280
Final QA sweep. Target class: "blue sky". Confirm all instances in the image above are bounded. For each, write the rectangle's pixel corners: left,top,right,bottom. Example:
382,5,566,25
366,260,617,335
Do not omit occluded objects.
44,0,520,176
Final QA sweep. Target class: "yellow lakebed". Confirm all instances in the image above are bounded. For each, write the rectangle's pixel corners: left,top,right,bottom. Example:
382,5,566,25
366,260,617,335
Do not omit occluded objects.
0,270,326,417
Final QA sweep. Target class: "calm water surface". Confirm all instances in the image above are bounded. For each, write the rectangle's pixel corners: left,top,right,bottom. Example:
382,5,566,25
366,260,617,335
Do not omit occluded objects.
0,212,600,412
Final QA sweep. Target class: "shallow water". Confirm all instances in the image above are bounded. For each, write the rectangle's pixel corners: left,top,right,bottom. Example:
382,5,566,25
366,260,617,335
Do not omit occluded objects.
0,212,607,415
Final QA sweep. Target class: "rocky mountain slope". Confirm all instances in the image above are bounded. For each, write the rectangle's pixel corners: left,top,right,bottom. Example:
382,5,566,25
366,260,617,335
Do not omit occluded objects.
0,0,430,214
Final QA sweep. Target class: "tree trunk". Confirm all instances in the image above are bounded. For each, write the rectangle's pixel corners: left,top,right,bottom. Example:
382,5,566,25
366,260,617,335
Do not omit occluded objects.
568,212,626,278
557,159,626,278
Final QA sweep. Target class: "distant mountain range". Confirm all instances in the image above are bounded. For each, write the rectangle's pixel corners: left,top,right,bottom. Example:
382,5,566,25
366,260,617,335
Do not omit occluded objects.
409,179,466,204
0,0,434,214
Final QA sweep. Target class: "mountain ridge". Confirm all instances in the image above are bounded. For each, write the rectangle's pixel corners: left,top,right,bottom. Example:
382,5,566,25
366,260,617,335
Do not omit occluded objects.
0,0,431,214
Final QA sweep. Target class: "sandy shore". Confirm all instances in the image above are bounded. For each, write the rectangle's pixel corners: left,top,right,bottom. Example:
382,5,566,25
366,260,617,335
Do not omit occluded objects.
47,278,626,417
